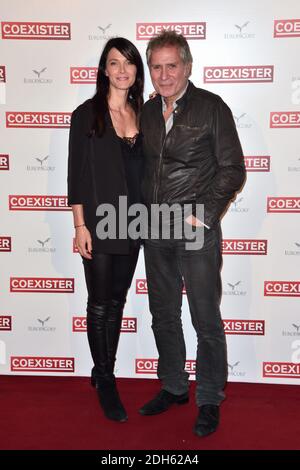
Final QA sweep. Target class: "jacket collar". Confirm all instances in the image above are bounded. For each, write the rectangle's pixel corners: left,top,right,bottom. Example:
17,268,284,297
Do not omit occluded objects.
152,80,195,111
175,80,195,110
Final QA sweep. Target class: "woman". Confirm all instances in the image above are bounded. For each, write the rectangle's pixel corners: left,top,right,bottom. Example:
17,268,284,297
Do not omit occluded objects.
67,38,144,422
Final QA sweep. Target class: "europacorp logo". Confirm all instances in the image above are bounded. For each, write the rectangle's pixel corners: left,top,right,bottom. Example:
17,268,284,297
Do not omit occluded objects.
284,241,300,256
28,237,55,254
24,67,53,84
26,154,55,172
223,280,247,297
229,197,249,213
228,361,246,378
224,21,255,39
88,23,115,40
28,316,56,332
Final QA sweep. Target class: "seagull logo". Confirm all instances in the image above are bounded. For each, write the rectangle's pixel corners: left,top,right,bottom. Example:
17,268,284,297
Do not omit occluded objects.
228,361,240,371
232,197,243,208
38,317,50,327
98,24,112,34
235,22,249,33
227,281,241,291
35,155,49,166
292,324,300,332
37,238,51,247
33,67,47,78
234,113,246,123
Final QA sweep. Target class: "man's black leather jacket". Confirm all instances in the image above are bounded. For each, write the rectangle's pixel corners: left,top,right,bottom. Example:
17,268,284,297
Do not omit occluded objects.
141,81,246,229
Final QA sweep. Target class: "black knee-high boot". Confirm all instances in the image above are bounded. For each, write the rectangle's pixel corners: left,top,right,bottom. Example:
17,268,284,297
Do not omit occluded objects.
87,301,127,422
106,299,125,375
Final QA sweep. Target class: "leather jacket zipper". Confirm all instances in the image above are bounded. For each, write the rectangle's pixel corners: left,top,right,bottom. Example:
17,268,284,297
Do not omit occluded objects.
154,114,167,204
154,134,167,204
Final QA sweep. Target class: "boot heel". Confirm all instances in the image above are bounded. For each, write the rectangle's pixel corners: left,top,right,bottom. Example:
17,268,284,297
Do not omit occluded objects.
96,380,128,422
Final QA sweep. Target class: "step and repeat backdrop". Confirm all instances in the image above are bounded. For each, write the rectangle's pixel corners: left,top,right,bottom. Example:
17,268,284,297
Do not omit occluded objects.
0,0,299,384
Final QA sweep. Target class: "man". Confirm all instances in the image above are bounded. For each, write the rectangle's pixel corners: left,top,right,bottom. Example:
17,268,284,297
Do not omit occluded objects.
139,31,246,437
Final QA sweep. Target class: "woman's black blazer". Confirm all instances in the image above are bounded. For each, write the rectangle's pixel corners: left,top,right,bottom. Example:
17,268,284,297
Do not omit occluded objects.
67,99,133,254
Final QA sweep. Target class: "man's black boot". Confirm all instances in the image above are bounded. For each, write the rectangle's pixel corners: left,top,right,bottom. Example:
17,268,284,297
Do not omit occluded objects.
193,404,219,437
139,390,189,415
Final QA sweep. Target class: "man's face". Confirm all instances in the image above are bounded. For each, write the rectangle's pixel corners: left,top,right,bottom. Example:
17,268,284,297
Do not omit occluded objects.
149,45,191,102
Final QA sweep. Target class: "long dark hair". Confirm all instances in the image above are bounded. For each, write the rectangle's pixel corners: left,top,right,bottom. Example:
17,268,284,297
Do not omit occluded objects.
90,37,144,136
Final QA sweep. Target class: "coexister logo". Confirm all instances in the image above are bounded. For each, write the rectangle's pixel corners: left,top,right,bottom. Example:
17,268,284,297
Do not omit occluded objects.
0,66,6,82
274,19,300,38
267,197,300,212
70,67,97,84
263,362,300,378
10,277,74,293
0,237,11,252
136,22,206,40
136,359,195,374
270,112,300,128
9,195,70,211
204,66,274,83
0,316,12,331
11,357,75,372
223,320,265,335
72,317,137,333
244,156,270,172
0,154,9,170
6,112,71,128
264,281,300,297
1,22,71,40
222,239,268,255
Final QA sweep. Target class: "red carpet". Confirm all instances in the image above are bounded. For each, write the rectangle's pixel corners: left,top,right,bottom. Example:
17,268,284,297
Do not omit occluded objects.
0,375,299,450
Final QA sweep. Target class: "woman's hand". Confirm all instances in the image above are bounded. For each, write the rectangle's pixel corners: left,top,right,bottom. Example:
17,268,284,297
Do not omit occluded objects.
149,90,158,99
75,225,92,259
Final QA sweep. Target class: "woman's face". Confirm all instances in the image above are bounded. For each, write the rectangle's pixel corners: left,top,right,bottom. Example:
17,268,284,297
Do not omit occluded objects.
105,47,137,92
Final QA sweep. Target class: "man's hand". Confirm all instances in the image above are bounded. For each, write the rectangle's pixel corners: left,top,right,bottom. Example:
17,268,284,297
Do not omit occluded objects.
185,214,205,227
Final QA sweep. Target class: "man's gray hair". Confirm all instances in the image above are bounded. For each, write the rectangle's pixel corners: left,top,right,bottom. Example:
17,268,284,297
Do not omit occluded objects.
146,30,193,65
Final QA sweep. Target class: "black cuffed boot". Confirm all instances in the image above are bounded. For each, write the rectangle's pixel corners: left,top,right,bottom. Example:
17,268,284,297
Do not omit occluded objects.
95,376,127,422
87,300,127,422
106,299,125,374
